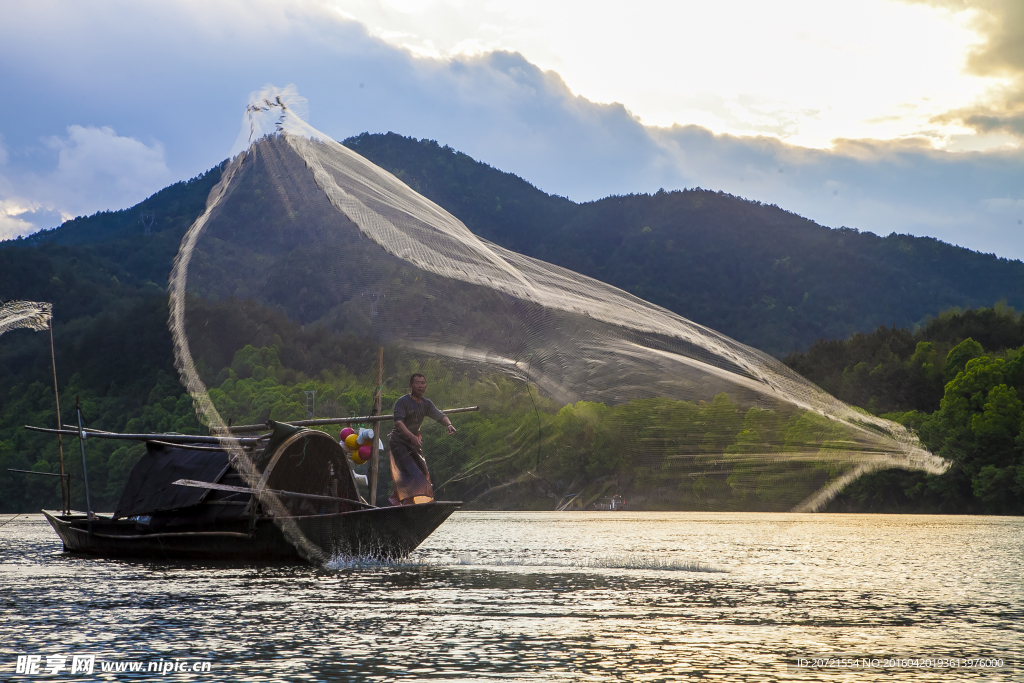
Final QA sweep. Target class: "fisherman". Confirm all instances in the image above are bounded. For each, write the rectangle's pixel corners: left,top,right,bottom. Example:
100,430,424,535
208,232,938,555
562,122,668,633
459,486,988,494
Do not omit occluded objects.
388,373,456,505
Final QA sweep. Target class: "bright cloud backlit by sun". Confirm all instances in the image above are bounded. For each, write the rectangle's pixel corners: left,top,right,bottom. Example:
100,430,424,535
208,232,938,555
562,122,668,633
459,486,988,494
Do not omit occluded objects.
1,0,1022,257
334,0,1007,150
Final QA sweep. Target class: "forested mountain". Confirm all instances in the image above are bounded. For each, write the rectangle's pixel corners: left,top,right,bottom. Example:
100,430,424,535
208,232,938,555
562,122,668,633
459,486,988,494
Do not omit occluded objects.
14,132,1024,357
346,133,1024,355
3,132,1024,514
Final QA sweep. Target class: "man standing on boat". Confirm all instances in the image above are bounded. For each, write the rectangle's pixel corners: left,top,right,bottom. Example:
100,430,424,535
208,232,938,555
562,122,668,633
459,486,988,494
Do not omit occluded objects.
389,373,456,505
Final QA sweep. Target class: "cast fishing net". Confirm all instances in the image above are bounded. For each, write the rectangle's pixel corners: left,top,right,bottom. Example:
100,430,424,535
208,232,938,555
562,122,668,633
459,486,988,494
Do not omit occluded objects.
169,92,948,563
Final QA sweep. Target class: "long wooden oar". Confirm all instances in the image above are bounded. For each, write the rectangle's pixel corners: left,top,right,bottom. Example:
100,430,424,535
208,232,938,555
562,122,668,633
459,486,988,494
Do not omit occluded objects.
24,425,265,446
172,479,377,510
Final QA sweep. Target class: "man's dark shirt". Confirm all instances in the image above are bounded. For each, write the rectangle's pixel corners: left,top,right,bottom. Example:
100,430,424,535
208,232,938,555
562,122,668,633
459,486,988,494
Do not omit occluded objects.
391,394,445,445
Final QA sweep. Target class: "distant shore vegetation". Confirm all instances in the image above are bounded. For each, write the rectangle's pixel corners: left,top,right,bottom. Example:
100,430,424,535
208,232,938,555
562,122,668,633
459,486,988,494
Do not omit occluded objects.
785,305,1024,514
4,309,1022,515
0,337,858,513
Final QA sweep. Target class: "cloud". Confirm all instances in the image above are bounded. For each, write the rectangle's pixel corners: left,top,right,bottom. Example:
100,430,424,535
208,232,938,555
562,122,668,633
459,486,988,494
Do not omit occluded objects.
45,125,171,210
0,205,65,241
0,125,171,236
0,1,1022,261
955,111,1024,137
0,206,38,241
959,0,1024,78
902,0,1024,139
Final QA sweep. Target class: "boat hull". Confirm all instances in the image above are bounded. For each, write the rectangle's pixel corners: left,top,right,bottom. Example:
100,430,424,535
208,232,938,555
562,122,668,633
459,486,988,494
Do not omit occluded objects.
42,502,460,563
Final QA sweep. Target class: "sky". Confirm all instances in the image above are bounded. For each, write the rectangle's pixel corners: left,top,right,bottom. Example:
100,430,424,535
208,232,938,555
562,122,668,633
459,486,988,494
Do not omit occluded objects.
1,0,1023,258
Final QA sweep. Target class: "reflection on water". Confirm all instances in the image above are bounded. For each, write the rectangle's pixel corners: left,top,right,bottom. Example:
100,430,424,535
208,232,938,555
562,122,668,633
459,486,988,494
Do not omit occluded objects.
1,512,1021,681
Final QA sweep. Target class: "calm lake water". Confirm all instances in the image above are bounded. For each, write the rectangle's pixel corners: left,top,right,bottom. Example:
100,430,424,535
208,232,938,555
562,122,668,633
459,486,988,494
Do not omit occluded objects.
1,512,1021,681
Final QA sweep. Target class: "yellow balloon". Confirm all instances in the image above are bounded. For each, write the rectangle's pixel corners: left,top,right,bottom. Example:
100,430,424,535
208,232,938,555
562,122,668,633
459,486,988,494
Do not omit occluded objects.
351,452,366,465
344,433,359,450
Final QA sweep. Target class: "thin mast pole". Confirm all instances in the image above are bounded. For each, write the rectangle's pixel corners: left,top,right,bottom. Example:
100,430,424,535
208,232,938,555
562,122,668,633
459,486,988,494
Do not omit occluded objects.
75,397,93,532
48,319,68,515
368,347,383,505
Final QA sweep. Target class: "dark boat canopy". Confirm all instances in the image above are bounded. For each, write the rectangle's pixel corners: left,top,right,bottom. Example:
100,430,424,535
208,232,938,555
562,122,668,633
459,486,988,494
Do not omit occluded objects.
114,442,229,518
111,425,365,525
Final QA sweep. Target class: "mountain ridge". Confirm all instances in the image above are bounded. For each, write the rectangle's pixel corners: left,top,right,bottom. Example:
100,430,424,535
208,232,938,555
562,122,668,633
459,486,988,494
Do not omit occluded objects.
345,132,1024,355
6,131,1024,359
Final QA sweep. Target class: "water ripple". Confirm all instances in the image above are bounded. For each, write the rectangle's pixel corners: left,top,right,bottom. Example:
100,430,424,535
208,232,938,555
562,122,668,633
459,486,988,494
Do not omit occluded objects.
1,512,1020,681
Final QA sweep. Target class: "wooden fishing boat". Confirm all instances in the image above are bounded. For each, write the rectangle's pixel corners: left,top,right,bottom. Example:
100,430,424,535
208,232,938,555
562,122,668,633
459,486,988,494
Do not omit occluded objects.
41,503,461,562
29,418,469,563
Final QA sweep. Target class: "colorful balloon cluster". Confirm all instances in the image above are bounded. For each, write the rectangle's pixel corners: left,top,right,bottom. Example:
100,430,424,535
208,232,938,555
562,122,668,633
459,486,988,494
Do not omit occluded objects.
340,427,375,465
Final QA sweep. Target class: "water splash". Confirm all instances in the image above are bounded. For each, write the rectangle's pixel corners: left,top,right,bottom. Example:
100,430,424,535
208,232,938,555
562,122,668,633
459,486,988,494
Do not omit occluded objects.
326,550,725,574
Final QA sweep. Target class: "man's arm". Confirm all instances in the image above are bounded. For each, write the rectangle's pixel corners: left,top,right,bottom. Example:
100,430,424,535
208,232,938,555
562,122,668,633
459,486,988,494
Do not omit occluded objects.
427,401,457,435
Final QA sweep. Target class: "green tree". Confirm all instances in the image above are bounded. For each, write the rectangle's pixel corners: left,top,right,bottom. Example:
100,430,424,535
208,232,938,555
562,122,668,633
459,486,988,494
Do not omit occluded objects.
944,338,984,383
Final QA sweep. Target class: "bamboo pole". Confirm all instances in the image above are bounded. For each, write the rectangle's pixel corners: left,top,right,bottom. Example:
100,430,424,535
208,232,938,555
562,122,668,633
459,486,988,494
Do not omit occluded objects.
26,425,267,446
7,468,71,479
223,406,479,433
48,319,68,515
75,398,93,532
171,479,376,509
369,347,383,505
